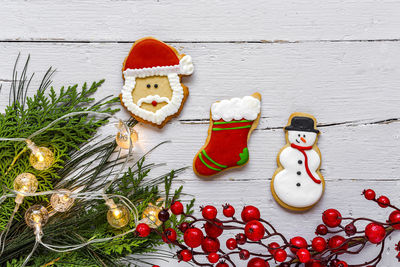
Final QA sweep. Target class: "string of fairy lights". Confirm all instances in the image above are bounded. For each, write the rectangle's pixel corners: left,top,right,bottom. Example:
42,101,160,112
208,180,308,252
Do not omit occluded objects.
0,111,164,266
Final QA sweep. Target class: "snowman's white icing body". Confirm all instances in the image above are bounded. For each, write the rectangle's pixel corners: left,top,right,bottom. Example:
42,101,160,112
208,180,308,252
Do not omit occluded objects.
273,129,323,209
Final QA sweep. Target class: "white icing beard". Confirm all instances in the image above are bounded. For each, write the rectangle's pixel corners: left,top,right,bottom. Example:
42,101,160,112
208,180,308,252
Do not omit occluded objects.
137,95,170,107
287,130,317,147
121,73,184,125
273,143,322,208
211,95,261,121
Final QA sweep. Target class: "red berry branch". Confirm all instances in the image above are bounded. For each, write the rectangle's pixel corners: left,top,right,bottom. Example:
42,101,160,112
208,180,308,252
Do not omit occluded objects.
141,189,400,267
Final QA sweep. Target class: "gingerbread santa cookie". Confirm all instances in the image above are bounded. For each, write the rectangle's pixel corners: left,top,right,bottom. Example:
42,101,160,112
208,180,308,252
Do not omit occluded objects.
271,113,325,211
120,37,194,128
193,93,261,177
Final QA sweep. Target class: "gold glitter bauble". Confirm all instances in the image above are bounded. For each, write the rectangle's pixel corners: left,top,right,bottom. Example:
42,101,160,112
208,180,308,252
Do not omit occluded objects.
50,189,74,212
116,127,139,149
142,204,163,228
25,205,49,228
13,172,38,204
29,146,54,170
107,204,130,228
13,173,38,194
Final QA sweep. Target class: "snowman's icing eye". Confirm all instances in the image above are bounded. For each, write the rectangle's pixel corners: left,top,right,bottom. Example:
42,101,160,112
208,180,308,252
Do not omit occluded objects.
154,84,158,88
298,134,300,137
146,84,151,88
303,134,306,138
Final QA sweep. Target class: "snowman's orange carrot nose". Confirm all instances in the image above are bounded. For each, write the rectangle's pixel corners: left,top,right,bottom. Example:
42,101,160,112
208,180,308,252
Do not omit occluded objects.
300,137,306,143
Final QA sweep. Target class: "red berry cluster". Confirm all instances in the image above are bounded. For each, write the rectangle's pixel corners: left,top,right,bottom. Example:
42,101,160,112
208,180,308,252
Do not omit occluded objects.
137,190,399,266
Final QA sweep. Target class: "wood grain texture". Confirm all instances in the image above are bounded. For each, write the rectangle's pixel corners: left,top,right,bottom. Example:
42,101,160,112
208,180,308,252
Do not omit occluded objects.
0,0,399,266
0,42,398,181
1,0,400,42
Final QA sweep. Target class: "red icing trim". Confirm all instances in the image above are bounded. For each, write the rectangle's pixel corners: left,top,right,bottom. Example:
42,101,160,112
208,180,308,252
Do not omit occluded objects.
290,143,321,184
124,38,180,71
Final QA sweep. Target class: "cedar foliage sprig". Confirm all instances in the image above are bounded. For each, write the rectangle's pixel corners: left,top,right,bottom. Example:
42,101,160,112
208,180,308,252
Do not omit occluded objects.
0,56,194,266
2,138,190,266
0,56,118,229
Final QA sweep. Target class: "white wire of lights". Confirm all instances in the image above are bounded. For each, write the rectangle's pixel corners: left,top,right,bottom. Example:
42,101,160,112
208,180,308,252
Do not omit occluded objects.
0,111,143,266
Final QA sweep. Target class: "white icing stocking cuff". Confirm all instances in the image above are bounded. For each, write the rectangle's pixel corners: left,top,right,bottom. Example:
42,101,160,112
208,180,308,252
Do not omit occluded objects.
211,95,261,122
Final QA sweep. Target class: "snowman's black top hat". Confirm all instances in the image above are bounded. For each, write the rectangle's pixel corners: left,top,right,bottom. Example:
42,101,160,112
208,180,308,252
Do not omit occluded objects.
284,116,319,133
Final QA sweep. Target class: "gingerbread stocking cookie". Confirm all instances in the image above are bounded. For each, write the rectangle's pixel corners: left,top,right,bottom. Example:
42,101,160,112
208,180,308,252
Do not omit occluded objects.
271,113,325,211
193,93,261,177
120,37,194,128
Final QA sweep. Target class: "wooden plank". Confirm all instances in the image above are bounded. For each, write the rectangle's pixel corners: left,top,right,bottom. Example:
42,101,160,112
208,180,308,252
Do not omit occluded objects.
0,42,398,180
1,0,400,42
0,41,398,126
149,179,400,266
0,1,399,266
138,121,400,181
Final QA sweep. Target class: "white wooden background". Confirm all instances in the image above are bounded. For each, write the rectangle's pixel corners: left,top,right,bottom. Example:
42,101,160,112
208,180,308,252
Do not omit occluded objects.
1,1,400,266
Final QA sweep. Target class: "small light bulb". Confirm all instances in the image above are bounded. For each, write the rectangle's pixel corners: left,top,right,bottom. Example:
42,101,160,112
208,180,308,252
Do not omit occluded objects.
26,140,54,170
13,173,38,204
107,204,130,229
29,147,54,170
25,205,49,228
116,126,139,149
32,213,42,223
112,208,122,219
142,205,163,228
36,152,45,162
50,189,74,212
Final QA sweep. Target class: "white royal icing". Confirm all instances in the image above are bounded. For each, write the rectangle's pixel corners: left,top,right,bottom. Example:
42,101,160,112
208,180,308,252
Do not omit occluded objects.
211,95,260,121
273,130,323,208
137,95,170,107
121,73,184,125
123,55,194,78
179,55,194,75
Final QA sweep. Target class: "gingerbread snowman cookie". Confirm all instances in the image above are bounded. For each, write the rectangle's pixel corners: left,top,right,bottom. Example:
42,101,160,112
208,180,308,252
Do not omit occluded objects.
271,113,325,211
193,93,261,177
120,37,194,128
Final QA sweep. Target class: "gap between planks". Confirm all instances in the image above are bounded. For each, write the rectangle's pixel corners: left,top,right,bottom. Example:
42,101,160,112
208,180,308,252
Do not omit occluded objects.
170,178,400,182
1,39,400,44
179,117,400,128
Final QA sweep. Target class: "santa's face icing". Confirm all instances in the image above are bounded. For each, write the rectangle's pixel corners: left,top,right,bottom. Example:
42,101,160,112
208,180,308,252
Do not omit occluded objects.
121,73,185,125
132,76,172,112
287,130,317,147
120,37,194,127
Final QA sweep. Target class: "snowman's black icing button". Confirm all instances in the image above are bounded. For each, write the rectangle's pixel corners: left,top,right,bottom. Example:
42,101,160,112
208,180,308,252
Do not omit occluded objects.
298,160,302,164
297,171,301,175
296,183,301,187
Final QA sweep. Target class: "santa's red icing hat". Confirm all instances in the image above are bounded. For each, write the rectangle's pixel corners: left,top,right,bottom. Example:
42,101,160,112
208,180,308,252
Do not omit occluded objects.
123,37,194,78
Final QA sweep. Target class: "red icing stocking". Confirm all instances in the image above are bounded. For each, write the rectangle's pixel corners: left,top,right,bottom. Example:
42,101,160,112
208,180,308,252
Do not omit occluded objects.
193,94,261,176
193,120,254,176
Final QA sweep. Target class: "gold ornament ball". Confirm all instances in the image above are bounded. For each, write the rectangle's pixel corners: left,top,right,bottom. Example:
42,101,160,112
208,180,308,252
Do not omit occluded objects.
29,146,54,170
142,205,163,228
25,205,49,228
50,189,74,212
107,204,130,228
116,127,139,149
13,173,38,194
